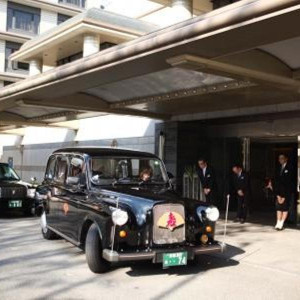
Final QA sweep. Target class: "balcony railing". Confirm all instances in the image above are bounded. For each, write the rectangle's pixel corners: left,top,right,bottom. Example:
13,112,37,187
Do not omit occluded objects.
58,0,86,8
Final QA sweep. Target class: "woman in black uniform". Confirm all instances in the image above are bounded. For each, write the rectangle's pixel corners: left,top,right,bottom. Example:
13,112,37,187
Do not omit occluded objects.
268,154,292,230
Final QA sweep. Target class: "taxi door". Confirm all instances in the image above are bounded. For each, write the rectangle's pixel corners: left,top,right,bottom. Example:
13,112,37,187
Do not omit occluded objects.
59,155,88,243
48,155,70,233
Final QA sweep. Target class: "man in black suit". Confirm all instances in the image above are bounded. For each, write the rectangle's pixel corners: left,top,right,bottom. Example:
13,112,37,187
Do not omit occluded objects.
197,158,217,205
232,163,250,224
273,154,294,230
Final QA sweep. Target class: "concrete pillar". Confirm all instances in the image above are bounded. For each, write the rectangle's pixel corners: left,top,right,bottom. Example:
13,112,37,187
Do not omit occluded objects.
242,137,250,172
297,136,300,224
171,0,193,20
0,0,7,32
83,34,100,57
0,39,5,73
29,59,42,76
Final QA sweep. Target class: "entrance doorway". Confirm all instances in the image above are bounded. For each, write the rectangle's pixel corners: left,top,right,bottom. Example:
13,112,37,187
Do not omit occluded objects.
249,137,298,222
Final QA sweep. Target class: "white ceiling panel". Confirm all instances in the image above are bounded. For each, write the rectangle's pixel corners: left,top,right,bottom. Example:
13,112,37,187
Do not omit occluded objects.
260,36,300,70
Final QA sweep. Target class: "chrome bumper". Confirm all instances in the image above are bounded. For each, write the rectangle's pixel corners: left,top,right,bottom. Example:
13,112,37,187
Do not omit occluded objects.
103,243,225,263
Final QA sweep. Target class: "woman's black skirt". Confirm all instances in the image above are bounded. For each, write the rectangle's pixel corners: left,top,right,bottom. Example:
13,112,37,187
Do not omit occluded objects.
275,197,290,212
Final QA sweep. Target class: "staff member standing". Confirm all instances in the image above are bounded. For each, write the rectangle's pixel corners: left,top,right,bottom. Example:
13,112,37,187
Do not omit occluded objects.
197,158,217,205
232,163,250,224
273,154,293,230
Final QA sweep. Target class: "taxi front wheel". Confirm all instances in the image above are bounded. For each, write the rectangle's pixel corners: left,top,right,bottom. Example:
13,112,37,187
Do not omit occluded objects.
41,212,58,240
85,223,110,273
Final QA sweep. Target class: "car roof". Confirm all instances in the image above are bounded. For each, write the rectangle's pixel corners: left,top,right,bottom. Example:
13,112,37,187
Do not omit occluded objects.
53,147,158,158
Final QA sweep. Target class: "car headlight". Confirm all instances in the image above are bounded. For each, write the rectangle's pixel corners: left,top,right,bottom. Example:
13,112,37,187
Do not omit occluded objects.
112,209,128,226
197,206,220,222
27,188,36,198
205,206,220,222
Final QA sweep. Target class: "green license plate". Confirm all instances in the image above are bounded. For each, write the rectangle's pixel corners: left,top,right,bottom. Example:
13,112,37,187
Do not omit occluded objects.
163,252,187,268
8,200,22,208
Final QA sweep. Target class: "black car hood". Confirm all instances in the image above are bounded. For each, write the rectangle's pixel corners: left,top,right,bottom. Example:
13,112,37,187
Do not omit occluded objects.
0,180,29,188
96,185,206,226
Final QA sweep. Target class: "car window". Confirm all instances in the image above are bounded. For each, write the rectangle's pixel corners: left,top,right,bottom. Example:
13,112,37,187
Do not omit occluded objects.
90,157,167,185
54,156,69,184
45,155,56,181
0,164,20,181
68,155,87,186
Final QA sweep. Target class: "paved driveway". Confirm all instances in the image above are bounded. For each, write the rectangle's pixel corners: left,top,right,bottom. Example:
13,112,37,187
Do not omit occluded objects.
1,214,300,300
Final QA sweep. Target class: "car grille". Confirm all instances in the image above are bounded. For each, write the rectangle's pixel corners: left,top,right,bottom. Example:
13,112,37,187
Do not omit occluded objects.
0,186,26,199
153,203,186,245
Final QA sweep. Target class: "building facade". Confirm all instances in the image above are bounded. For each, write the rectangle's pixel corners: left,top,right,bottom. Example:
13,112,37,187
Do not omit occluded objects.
4,0,298,223
0,0,217,87
0,0,217,180
0,0,84,88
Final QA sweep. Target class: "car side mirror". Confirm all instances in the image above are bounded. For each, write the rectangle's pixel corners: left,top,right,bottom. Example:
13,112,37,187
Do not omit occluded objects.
66,176,80,186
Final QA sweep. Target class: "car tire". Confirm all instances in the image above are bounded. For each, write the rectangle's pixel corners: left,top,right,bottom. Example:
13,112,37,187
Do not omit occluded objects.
41,212,57,240
85,224,110,274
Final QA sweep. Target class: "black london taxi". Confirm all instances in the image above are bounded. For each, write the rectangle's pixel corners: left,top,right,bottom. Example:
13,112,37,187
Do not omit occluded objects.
38,147,224,273
0,163,36,215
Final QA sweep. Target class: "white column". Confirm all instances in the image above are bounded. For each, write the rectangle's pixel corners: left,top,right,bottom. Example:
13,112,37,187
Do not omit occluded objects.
29,59,42,76
85,0,102,9
0,0,7,31
171,0,193,20
40,10,58,34
0,39,5,73
42,65,54,72
83,34,100,57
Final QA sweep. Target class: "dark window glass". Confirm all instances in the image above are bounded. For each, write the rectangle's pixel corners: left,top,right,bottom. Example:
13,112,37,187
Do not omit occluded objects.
211,0,240,9
54,156,69,184
7,2,40,35
57,52,83,66
100,42,116,51
5,41,29,74
0,164,20,181
57,13,71,25
45,156,57,181
4,81,13,86
58,0,85,8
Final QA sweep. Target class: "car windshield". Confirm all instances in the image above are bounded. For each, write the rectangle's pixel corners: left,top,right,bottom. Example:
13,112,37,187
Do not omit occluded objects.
90,156,168,186
0,165,20,181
